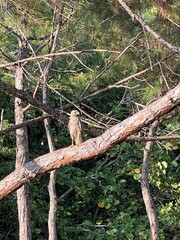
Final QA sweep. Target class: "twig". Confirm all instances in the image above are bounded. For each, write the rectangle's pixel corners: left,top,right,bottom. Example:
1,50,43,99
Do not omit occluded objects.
66,48,94,72
0,109,4,131
158,61,170,89
57,187,74,202
142,26,153,71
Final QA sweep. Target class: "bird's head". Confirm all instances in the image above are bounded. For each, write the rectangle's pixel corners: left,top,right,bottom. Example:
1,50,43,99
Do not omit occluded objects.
70,110,80,117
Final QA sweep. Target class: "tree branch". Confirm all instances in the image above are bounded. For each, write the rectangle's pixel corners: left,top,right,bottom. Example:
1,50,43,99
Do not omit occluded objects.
0,83,179,199
80,32,141,98
126,135,180,142
0,115,50,137
0,49,123,69
0,80,65,123
117,0,180,53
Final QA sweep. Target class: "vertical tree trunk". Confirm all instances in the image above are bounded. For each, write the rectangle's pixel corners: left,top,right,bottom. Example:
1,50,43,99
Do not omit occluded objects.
41,5,64,239
44,118,57,240
141,120,159,240
15,38,31,240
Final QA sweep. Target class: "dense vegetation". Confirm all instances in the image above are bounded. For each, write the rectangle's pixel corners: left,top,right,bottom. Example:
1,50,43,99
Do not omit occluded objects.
0,0,179,239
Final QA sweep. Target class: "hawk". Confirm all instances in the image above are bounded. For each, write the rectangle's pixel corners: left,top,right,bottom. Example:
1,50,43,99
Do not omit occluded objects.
68,110,82,145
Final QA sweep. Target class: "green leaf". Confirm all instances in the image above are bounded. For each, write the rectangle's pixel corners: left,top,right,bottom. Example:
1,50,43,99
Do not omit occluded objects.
162,161,168,169
133,173,141,180
172,160,178,167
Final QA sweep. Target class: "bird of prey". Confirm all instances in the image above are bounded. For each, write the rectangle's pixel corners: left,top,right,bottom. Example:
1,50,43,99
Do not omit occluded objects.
68,110,82,145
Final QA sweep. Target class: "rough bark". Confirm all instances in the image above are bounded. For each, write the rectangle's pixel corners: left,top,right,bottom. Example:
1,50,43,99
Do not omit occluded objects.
141,121,159,240
0,83,179,199
15,38,31,240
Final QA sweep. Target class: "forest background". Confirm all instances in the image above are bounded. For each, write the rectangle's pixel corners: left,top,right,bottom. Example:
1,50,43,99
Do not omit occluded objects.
0,0,179,240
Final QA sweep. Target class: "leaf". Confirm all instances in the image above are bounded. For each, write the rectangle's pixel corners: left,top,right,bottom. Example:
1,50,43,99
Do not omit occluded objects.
105,203,111,209
98,202,105,208
133,173,141,180
96,219,102,225
172,160,178,167
162,161,168,169
120,179,127,184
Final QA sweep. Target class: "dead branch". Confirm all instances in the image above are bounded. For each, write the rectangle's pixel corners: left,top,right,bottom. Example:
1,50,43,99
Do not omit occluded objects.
80,32,141,98
0,80,64,123
0,115,49,137
0,83,179,199
126,135,180,142
0,49,122,69
0,109,4,131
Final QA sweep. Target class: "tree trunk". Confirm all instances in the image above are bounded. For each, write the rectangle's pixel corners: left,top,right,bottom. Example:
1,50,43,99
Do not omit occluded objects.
43,99,57,240
48,167,57,240
141,120,159,240
42,6,63,238
15,38,31,240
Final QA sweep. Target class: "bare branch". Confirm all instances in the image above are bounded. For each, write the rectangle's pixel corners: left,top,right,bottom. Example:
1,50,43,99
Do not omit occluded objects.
0,109,4,131
80,32,142,98
0,49,123,69
0,80,64,122
0,115,49,137
127,135,180,142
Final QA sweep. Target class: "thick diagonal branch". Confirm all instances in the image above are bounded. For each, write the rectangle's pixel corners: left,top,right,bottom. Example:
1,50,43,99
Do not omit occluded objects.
0,83,179,199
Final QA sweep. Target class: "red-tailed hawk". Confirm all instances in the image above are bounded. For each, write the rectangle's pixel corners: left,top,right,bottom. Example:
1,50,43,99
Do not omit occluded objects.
68,110,82,145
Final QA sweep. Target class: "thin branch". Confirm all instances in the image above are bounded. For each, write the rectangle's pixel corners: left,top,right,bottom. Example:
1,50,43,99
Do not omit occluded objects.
142,27,153,71
0,109,4,131
0,49,123,69
0,22,20,39
117,0,180,53
0,115,49,137
158,61,170,89
67,49,94,72
57,187,74,202
0,48,14,62
0,79,66,122
164,14,180,28
71,54,176,106
126,135,180,142
80,32,142,98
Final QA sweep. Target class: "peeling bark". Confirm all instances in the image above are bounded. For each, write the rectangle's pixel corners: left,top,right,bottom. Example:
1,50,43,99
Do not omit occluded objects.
0,83,179,199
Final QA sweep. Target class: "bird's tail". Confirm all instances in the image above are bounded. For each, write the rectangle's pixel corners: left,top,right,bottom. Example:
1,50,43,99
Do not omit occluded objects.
76,133,82,145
